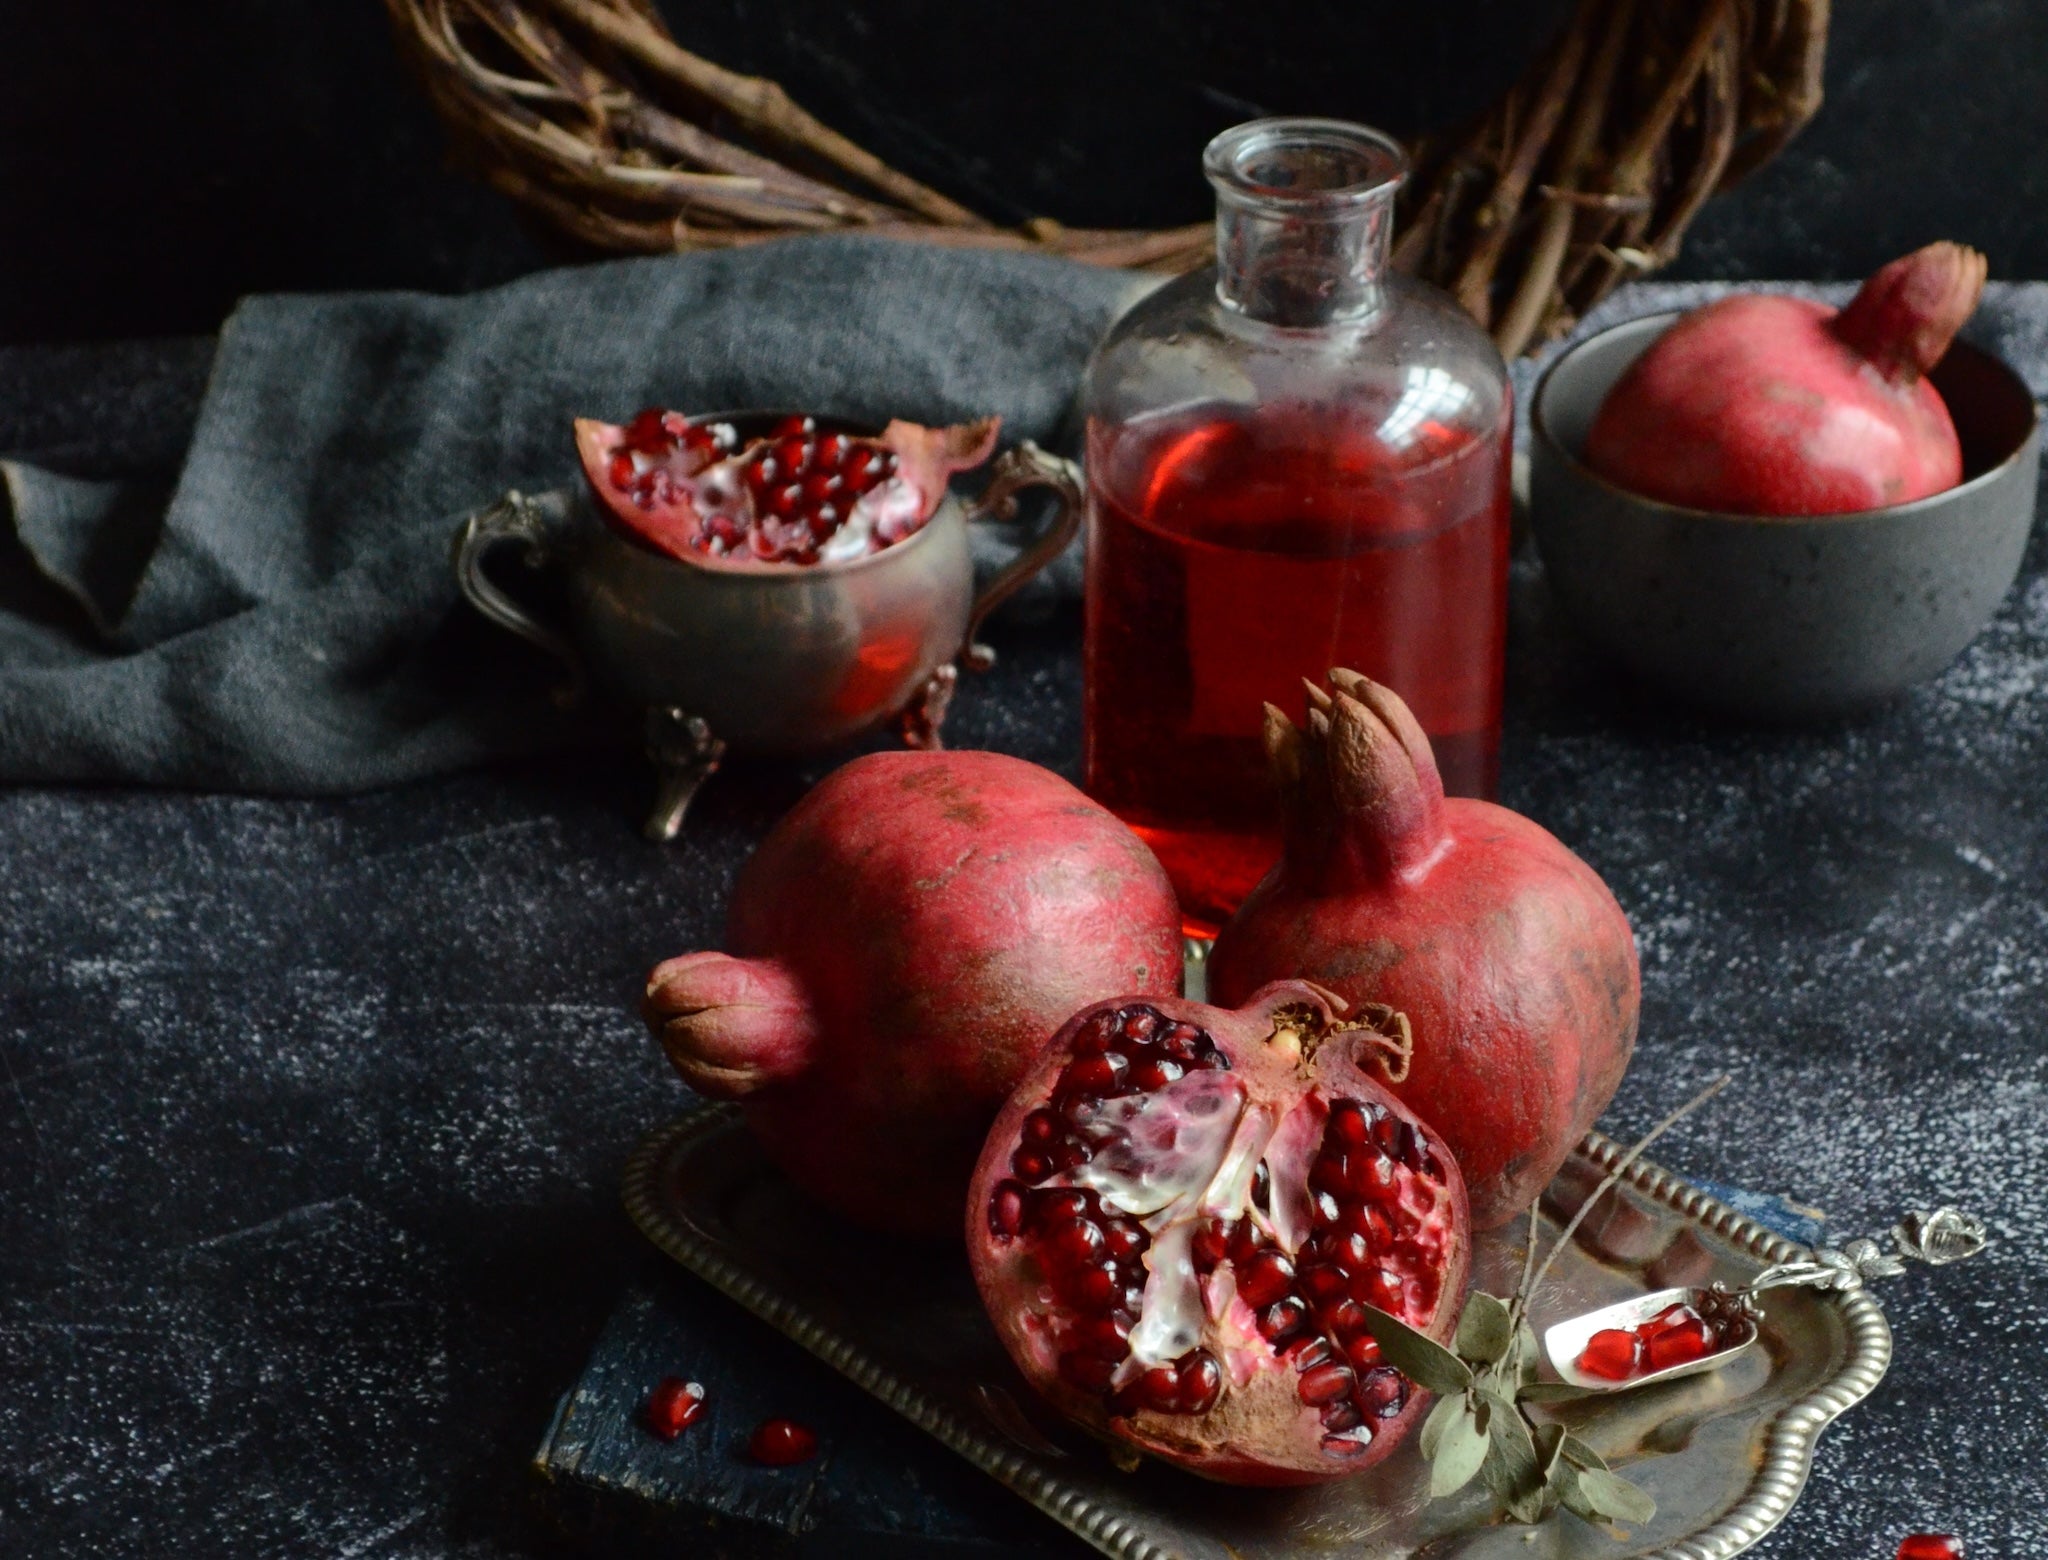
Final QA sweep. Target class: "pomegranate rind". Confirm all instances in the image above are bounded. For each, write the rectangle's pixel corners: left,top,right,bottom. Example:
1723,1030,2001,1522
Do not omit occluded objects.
966,982,1470,1486
646,750,1183,1237
1210,673,1639,1231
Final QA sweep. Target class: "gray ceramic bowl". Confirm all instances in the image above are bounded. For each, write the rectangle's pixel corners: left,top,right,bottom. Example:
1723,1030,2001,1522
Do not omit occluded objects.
1530,311,2040,719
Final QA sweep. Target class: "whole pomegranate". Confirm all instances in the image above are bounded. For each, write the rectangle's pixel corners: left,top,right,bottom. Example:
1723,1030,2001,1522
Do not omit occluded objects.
643,750,1182,1236
1583,242,1987,515
1207,672,1639,1230
577,408,1000,565
967,982,1469,1485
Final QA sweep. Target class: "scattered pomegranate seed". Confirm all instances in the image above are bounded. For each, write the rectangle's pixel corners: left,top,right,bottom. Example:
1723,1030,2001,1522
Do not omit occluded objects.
1896,1537,1961,1560
748,1416,819,1466
644,1377,706,1440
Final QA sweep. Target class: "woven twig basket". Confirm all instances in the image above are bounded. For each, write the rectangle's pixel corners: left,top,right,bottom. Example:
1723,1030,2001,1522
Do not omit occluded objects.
387,0,1826,357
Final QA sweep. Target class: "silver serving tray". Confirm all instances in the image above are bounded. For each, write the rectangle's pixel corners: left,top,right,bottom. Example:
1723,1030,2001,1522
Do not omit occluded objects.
623,1108,1890,1559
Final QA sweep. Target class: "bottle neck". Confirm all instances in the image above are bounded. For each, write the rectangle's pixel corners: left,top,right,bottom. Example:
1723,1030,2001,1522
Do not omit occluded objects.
1213,188,1396,326
1203,118,1406,329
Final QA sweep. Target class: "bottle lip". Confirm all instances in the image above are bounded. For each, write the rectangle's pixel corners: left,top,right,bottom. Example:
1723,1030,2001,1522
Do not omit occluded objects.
1203,118,1407,209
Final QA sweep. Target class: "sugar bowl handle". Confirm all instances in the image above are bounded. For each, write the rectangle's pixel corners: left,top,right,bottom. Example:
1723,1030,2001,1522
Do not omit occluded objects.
960,441,1083,672
451,490,585,705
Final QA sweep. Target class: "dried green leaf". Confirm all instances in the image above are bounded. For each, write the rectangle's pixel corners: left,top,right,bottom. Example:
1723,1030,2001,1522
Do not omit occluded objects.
1360,1305,1473,1396
1533,1421,1568,1481
1477,1389,1541,1507
1507,1481,1557,1526
1556,1460,1600,1523
1430,1402,1491,1497
1420,1390,1469,1461
1561,1433,1610,1472
1455,1291,1515,1365
1572,1466,1658,1526
1518,1380,1602,1403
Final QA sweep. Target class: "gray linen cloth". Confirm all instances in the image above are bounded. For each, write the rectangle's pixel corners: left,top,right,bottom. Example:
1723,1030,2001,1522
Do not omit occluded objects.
0,237,1151,791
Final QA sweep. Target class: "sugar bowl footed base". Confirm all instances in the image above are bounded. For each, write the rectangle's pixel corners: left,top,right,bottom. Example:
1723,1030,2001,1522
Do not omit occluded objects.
452,416,1081,839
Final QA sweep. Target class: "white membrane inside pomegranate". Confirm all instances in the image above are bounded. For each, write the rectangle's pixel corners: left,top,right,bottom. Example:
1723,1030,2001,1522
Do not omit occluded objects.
574,409,999,568
974,994,1466,1481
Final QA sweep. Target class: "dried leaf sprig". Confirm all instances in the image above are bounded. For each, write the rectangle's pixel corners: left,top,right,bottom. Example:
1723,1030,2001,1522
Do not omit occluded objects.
1361,1076,1731,1528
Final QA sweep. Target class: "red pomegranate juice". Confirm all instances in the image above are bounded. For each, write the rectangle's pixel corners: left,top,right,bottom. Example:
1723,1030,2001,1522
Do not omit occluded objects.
1084,402,1510,929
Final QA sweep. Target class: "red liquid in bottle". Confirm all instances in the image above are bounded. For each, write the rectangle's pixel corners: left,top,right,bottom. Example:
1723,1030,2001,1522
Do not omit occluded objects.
1084,401,1511,931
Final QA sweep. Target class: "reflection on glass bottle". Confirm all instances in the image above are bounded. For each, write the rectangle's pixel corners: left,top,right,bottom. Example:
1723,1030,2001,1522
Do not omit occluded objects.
1082,118,1513,931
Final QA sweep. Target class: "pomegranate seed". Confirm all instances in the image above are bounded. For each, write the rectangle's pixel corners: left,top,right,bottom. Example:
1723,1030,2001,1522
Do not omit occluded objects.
1130,1057,1184,1091
1228,1222,1265,1266
1058,1350,1119,1391
1069,1261,1122,1309
1158,1022,1203,1059
1328,1100,1371,1147
1011,1148,1050,1181
1310,1154,1348,1196
1250,1160,1273,1210
1021,1110,1057,1145
1236,1249,1296,1308
1101,1218,1146,1261
1118,1281,1148,1315
608,452,637,489
1357,1366,1407,1417
802,472,842,504
1896,1537,1962,1560
1343,1334,1383,1372
624,407,671,451
1298,1362,1355,1405
770,415,817,438
1060,1051,1129,1098
1283,1335,1334,1371
1072,1013,1119,1054
1191,1220,1231,1270
1353,1153,1401,1203
644,1377,705,1439
1312,1190,1342,1226
1643,1303,1700,1335
1047,1138,1093,1172
747,453,779,489
748,1417,817,1466
1134,1365,1181,1412
773,436,812,475
1060,1095,1100,1128
1074,1311,1134,1358
1259,1297,1309,1341
815,433,850,467
1298,1262,1346,1303
1119,1008,1159,1042
1178,1351,1224,1413
1324,1230,1373,1271
1348,1203,1394,1249
1033,1189,1091,1224
1321,1400,1364,1431
988,1181,1025,1239
1644,1317,1718,1371
1577,1328,1641,1380
1321,1428,1374,1457
1361,1268,1403,1312
1046,1217,1105,1266
1321,1297,1369,1339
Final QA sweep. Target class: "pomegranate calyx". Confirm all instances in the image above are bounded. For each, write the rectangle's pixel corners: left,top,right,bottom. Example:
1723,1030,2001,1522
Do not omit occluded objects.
1831,241,1987,386
1269,671,1450,890
643,952,820,1098
1261,991,1413,1084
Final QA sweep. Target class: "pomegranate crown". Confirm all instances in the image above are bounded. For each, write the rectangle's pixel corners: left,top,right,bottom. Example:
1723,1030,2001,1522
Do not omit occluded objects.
1832,241,1988,385
1262,669,1448,885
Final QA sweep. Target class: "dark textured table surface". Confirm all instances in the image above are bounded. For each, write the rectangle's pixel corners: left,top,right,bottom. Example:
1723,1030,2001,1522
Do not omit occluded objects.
4,345,2047,1558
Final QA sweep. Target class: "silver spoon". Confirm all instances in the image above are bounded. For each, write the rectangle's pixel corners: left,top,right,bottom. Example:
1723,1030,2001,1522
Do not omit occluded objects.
1541,1206,1989,1393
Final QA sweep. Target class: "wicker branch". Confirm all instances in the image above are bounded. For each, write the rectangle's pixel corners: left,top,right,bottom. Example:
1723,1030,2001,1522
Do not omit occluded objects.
385,0,1827,355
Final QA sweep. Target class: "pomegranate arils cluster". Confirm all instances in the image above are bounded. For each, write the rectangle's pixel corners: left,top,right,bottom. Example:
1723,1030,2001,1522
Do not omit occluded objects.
738,416,902,564
1577,1301,1744,1382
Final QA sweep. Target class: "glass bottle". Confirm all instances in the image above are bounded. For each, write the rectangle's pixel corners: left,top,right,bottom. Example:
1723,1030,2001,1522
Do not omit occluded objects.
1081,117,1512,931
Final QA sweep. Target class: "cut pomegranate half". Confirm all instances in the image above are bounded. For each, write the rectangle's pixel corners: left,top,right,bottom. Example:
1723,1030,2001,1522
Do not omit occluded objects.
967,982,1469,1485
575,408,998,569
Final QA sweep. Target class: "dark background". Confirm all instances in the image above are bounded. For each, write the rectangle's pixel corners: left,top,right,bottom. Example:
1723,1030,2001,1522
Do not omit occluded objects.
3,0,2047,347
